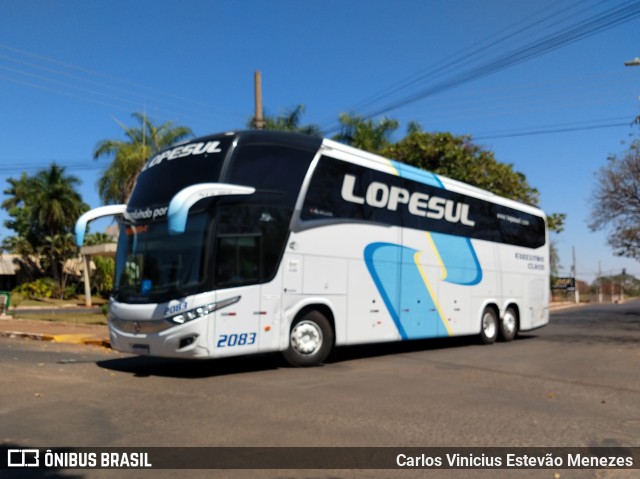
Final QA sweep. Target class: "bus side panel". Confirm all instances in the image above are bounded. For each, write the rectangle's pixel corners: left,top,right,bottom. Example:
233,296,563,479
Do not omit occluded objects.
289,225,404,346
401,229,500,338
444,246,492,336
303,254,348,346
468,241,500,335
347,252,401,345
303,255,348,295
259,271,284,353
210,285,261,358
496,243,549,331
525,277,549,330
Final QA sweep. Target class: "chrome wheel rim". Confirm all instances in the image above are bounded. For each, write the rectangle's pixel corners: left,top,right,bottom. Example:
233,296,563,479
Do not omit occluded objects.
291,320,323,355
483,312,497,339
503,310,517,335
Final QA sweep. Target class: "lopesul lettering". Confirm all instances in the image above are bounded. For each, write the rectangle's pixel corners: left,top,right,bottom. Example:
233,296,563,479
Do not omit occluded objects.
143,141,223,171
341,174,475,226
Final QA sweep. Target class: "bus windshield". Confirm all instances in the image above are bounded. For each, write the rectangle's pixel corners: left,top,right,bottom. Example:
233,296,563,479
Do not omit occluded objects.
112,131,320,304
114,212,211,303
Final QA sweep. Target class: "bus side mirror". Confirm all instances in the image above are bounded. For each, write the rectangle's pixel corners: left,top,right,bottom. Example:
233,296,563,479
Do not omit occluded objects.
75,204,127,246
167,183,255,235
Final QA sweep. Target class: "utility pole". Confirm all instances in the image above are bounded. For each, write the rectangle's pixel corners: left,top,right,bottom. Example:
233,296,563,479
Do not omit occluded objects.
597,261,603,303
572,246,579,304
625,57,640,124
253,71,265,130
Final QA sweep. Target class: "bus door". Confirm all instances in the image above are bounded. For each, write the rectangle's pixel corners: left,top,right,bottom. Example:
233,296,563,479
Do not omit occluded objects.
211,234,262,357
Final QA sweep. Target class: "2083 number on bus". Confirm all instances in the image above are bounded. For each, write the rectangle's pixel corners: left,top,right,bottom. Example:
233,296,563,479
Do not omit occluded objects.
216,333,257,348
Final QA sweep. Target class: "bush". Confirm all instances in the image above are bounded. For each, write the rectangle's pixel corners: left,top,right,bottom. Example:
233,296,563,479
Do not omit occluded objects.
12,278,57,300
63,285,78,301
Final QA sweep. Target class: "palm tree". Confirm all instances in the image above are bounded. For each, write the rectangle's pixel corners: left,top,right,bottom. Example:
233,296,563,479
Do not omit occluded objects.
1,163,88,292
31,164,88,236
94,112,193,204
250,105,322,136
333,113,399,154
43,232,77,297
3,164,87,240
2,173,38,254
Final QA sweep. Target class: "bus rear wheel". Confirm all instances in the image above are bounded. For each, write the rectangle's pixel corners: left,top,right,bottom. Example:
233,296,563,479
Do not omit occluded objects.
283,310,334,367
479,307,498,344
499,306,518,342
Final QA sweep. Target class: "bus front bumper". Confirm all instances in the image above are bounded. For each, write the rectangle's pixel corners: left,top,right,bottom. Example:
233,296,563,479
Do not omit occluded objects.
108,317,211,359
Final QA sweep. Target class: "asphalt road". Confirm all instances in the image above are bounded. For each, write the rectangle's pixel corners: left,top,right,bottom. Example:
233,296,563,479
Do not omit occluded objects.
1,301,639,479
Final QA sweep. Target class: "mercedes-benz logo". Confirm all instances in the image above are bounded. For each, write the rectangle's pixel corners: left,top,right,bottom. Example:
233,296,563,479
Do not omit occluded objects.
133,321,141,334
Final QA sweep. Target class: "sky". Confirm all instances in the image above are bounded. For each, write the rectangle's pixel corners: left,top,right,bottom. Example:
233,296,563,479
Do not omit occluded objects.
0,0,639,284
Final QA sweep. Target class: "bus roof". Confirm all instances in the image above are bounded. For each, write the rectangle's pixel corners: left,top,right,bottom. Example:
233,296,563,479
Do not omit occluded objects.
166,130,545,220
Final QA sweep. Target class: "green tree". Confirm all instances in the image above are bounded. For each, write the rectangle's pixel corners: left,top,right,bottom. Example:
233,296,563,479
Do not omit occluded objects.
85,232,115,296
334,118,565,233
32,165,87,235
1,173,39,256
383,130,540,205
251,104,322,136
43,233,77,296
589,136,640,259
2,164,88,242
85,232,116,246
334,113,399,153
94,112,193,204
2,164,88,295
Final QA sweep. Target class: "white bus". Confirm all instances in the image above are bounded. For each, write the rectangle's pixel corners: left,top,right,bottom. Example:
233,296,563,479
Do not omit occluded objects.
76,130,549,366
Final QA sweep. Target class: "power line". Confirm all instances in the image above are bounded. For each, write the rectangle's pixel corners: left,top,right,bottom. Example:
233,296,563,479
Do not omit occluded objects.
0,43,234,113
0,116,635,181
473,118,634,140
0,43,247,128
366,2,640,118
328,0,587,126
397,70,636,127
0,53,235,122
0,162,104,178
322,0,640,134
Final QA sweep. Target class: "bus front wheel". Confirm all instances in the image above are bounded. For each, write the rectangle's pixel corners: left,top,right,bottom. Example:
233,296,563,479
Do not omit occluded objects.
479,307,498,344
283,310,334,367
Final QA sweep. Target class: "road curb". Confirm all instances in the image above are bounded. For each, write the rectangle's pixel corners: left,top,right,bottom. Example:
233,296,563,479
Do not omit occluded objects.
0,330,55,342
0,330,110,348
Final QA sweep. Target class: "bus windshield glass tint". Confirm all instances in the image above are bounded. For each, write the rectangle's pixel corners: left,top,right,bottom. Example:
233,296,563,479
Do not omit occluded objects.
114,212,211,303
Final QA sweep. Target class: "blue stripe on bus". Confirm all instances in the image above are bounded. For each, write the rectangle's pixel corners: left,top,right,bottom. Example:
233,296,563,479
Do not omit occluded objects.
389,158,483,286
384,161,482,285
364,242,447,340
364,160,483,338
429,233,483,285
389,159,443,187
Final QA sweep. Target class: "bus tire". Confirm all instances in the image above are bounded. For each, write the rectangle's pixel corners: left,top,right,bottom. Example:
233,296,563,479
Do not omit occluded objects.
499,306,518,342
479,307,498,344
283,310,334,367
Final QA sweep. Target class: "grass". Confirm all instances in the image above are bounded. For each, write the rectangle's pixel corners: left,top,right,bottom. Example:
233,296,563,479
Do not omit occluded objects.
10,297,108,308
6,295,109,325
10,311,108,325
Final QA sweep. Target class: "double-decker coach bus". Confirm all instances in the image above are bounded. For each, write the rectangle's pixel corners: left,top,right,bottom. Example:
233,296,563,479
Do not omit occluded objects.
76,130,549,366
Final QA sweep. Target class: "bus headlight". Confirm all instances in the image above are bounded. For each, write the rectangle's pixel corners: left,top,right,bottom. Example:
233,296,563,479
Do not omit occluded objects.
167,296,241,325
